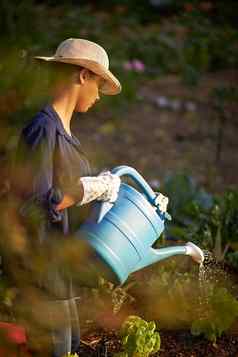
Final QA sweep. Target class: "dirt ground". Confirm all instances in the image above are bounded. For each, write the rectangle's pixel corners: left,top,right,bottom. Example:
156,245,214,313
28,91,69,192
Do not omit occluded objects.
74,70,238,194
78,329,238,356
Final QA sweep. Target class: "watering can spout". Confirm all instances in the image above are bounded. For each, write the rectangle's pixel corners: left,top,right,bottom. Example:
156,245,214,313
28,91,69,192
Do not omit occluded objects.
184,242,204,264
132,242,204,273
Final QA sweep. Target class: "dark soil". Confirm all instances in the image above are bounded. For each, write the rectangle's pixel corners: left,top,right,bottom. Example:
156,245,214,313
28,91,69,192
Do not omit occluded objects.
78,328,238,356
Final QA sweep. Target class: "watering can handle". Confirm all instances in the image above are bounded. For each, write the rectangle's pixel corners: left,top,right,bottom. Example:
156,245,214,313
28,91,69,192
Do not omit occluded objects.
111,165,171,220
111,166,156,204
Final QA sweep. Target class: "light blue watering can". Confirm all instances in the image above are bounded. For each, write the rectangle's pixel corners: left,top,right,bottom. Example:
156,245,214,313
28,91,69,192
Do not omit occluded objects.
77,166,204,285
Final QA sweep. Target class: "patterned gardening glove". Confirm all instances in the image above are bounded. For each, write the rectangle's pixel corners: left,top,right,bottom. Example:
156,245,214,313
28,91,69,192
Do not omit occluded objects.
79,171,121,206
96,171,121,203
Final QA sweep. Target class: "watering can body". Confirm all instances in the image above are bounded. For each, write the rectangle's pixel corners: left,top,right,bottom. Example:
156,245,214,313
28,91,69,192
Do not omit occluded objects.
76,166,187,285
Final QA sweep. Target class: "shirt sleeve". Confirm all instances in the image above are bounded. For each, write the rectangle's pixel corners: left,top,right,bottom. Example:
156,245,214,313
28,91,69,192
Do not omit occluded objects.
14,118,63,223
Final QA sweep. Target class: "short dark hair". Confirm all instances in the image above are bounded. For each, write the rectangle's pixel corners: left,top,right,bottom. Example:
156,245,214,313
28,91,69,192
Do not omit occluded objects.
46,62,97,83
34,60,100,97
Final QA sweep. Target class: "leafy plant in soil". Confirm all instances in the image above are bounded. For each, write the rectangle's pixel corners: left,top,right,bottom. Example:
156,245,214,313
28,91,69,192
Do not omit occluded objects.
191,286,238,343
114,315,160,357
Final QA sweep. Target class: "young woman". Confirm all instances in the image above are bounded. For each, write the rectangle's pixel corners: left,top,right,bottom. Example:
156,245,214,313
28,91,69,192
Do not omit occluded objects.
13,37,170,356
13,38,122,357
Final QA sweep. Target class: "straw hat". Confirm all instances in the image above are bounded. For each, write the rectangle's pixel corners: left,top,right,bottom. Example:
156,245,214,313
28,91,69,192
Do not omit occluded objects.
34,38,121,95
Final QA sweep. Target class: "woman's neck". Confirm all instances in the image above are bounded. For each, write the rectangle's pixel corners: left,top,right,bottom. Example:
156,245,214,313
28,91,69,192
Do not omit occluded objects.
51,101,72,136
51,86,78,136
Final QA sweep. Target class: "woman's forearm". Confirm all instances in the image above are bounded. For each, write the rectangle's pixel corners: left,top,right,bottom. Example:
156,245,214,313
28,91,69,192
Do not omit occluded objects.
56,180,84,210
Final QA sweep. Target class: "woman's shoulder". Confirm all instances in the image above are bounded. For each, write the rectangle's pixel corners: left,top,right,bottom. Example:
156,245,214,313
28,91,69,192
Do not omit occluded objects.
22,106,57,141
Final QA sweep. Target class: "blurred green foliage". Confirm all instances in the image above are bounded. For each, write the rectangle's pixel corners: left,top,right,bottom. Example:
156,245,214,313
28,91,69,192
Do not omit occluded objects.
161,172,213,240
130,258,238,342
227,252,238,270
186,189,238,263
160,173,238,264
191,287,238,342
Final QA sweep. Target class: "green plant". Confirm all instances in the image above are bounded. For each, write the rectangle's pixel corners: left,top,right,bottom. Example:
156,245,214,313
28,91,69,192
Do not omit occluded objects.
161,172,238,264
164,173,212,218
114,315,160,357
62,353,79,357
161,173,213,241
191,287,238,343
186,189,238,263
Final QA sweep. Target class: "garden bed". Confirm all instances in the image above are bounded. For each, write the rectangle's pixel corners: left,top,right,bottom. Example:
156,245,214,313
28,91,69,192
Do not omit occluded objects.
78,329,238,356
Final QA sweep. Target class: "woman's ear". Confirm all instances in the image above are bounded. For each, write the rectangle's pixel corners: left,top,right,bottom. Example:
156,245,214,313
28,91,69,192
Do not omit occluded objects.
74,68,90,85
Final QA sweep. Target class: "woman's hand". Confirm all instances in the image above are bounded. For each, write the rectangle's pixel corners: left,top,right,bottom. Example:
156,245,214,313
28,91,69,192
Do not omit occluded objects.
154,192,169,213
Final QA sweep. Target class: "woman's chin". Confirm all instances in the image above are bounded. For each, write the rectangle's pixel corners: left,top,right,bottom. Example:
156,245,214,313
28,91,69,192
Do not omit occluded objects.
76,103,94,113
75,106,89,113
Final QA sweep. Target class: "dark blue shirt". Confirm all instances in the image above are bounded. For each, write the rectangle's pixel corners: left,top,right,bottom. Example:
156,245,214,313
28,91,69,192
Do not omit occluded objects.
13,104,91,236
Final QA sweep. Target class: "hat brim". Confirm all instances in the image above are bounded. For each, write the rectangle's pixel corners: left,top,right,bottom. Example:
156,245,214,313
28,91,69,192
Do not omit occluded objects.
34,56,121,95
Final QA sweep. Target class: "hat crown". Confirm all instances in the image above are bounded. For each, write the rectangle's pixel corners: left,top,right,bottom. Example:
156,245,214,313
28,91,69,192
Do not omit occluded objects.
55,38,109,69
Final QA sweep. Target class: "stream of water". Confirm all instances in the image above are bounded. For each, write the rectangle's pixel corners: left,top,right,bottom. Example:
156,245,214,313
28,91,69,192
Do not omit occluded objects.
198,250,218,316
199,250,215,283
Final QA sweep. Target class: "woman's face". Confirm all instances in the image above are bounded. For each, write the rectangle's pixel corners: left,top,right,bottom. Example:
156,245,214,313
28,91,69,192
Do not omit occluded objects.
75,72,102,112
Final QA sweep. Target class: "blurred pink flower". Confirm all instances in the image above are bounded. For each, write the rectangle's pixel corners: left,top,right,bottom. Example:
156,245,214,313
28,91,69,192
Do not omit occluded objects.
123,59,145,72
132,59,145,72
